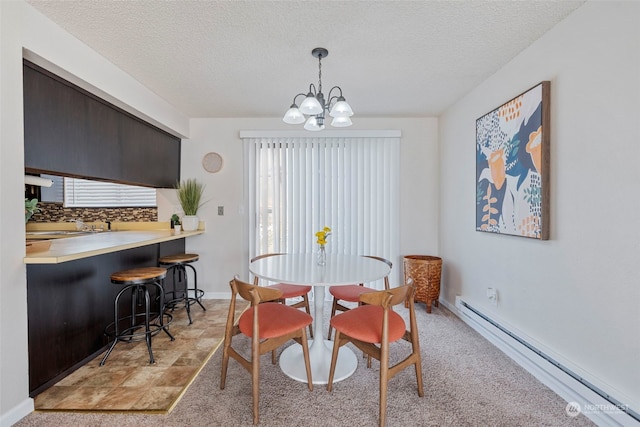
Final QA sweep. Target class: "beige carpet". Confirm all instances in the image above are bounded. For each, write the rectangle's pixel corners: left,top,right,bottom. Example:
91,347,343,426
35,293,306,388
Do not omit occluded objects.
33,299,243,413
17,300,596,426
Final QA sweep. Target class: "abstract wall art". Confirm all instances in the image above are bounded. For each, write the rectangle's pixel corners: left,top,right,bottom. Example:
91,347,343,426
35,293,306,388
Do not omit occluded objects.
476,81,550,240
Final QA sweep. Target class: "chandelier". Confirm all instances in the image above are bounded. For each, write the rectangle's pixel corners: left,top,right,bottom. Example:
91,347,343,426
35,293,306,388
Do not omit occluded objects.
282,47,354,131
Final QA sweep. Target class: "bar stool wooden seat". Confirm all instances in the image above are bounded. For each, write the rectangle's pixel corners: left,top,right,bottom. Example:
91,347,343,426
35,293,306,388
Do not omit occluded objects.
100,267,174,366
158,253,205,325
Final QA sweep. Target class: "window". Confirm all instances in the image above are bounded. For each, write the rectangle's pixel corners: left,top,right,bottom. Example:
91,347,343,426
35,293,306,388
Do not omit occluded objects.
40,174,156,207
242,131,400,290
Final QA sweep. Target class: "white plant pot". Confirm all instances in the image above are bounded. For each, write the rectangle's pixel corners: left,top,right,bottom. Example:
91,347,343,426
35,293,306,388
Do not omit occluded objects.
181,215,199,231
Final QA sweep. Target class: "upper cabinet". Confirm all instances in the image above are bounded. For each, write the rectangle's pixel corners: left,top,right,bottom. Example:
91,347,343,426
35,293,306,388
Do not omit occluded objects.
23,60,180,188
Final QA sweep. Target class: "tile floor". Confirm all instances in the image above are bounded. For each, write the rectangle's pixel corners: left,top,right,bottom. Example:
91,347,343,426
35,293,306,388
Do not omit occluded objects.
34,299,242,413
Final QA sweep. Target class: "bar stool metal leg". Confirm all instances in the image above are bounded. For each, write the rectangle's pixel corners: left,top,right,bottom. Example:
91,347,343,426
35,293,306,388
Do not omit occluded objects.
101,267,173,366
142,285,154,363
159,254,204,325
151,279,174,340
185,263,206,311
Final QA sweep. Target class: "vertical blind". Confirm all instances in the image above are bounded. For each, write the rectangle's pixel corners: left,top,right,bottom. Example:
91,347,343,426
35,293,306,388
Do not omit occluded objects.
243,132,400,290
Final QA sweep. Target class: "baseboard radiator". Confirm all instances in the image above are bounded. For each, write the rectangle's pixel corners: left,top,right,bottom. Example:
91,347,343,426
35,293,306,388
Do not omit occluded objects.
450,297,639,427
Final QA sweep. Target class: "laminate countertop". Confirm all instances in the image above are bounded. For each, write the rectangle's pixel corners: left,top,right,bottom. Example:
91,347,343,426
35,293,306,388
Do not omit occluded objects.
24,229,204,264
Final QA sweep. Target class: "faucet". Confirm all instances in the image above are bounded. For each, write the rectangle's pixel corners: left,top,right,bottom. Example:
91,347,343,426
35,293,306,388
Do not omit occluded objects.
72,219,96,231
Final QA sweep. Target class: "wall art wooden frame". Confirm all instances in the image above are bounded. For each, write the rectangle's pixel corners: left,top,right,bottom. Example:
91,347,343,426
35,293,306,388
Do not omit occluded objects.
476,81,550,240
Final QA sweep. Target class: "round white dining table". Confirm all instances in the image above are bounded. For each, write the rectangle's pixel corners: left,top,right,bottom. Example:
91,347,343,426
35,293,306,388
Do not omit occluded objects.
249,253,391,385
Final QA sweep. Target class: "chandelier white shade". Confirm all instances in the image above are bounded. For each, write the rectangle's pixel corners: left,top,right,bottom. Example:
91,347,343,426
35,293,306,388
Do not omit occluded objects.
329,99,354,117
282,106,305,124
283,48,354,131
304,116,324,131
330,116,352,127
299,95,323,116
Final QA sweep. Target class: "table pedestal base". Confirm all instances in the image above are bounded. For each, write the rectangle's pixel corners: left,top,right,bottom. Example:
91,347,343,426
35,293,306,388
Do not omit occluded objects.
280,339,357,385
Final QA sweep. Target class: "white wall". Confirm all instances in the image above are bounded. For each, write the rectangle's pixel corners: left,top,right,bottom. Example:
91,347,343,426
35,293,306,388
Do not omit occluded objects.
172,117,439,297
0,2,187,425
439,0,639,413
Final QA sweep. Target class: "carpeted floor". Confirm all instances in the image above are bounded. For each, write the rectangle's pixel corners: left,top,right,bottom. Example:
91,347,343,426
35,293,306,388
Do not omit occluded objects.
16,299,595,426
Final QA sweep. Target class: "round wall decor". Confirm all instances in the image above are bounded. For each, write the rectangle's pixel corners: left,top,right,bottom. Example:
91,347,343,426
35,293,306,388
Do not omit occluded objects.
202,152,223,173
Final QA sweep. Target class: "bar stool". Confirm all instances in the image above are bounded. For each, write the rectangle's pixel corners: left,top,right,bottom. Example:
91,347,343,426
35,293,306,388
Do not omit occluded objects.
100,267,174,366
158,253,205,325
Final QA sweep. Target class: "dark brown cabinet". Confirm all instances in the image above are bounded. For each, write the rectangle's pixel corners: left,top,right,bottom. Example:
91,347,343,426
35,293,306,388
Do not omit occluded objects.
119,113,179,186
23,60,180,188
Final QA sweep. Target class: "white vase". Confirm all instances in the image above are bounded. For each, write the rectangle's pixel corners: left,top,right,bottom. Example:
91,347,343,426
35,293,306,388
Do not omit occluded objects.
181,215,199,231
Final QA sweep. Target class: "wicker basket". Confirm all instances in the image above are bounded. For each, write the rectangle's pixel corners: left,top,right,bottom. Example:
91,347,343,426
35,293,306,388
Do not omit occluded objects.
403,255,442,313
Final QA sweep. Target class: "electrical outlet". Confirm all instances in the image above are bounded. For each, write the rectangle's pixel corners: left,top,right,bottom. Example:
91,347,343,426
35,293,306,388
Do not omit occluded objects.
486,287,498,306
218,206,224,216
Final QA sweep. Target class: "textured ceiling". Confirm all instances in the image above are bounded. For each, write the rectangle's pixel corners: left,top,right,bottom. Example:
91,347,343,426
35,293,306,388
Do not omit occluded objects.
26,0,584,119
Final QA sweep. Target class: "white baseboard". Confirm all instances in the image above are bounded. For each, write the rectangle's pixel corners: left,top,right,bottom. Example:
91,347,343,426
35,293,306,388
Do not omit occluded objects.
202,291,230,300
440,297,639,427
1,397,33,427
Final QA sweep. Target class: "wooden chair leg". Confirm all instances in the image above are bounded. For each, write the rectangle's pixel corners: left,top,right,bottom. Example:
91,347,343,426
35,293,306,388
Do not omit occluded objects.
220,344,229,389
220,321,235,389
251,335,260,425
379,372,388,427
379,344,389,427
327,298,338,340
300,329,313,390
302,294,313,339
412,333,424,396
326,331,342,392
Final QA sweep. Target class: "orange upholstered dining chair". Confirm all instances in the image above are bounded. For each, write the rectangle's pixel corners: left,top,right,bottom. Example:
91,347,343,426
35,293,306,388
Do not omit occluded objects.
251,253,314,340
326,283,423,427
220,276,313,425
327,255,392,340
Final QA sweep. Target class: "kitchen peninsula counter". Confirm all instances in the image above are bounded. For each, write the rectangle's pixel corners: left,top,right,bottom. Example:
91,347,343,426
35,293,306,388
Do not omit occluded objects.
25,226,204,396
25,229,204,264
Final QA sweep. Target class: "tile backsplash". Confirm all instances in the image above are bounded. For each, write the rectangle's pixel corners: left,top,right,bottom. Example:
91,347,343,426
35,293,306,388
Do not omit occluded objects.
30,202,157,223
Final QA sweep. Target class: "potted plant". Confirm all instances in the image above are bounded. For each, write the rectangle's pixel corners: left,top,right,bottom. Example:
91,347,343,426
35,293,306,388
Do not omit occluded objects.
25,198,39,223
175,179,205,231
170,213,181,232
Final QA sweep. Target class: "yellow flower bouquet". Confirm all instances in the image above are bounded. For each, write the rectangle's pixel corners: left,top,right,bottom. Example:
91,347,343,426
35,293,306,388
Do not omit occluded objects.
315,226,331,245
315,226,331,265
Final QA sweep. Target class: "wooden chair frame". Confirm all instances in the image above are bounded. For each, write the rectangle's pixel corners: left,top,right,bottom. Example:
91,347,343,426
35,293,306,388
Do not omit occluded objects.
327,255,392,340
326,284,424,427
220,276,313,425
251,253,314,350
